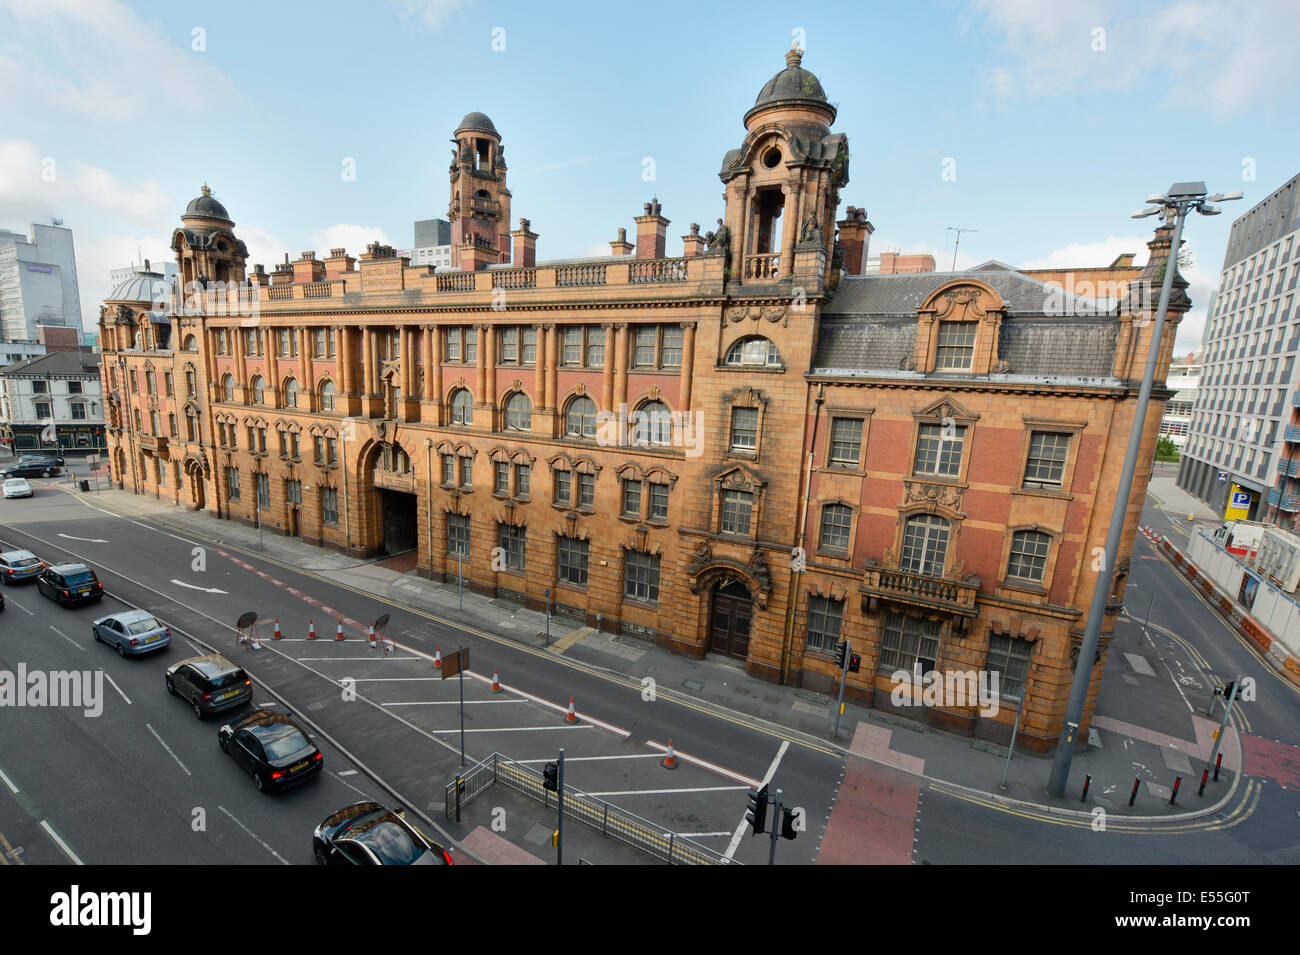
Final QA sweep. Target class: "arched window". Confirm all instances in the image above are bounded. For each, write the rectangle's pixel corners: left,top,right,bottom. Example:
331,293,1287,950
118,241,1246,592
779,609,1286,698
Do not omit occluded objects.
725,336,781,367
283,378,299,408
564,395,597,438
185,411,198,442
504,392,531,431
182,334,198,352
1007,530,1051,584
320,380,336,412
251,376,265,405
819,503,853,553
221,374,234,403
632,400,671,446
450,388,474,425
900,514,950,577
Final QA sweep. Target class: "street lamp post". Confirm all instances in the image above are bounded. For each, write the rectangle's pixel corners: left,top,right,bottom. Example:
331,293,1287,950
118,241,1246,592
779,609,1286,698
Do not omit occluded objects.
1047,183,1241,797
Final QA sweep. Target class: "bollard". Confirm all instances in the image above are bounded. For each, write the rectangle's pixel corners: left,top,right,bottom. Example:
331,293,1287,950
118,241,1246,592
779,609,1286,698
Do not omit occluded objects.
1128,777,1140,807
1080,774,1091,802
1198,768,1209,796
1213,753,1222,782
1170,776,1181,805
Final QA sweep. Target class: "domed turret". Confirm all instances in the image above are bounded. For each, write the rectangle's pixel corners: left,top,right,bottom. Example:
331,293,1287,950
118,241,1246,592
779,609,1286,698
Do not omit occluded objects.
744,46,836,128
181,183,233,226
455,111,499,138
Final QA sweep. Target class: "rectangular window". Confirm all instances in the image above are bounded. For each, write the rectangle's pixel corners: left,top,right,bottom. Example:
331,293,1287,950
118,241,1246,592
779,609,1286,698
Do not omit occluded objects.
986,634,1033,699
497,523,526,572
68,380,83,394
315,436,325,465
878,611,941,674
286,479,302,505
622,479,642,517
913,422,965,477
31,380,46,394
806,596,844,653
447,513,469,558
168,413,177,437
256,473,270,510
721,489,754,535
35,401,51,419
649,482,669,521
186,369,196,396
562,327,582,365
129,370,138,393
494,460,510,495
226,467,241,500
164,372,174,397
1007,531,1051,584
442,454,455,486
623,550,660,604
146,370,156,394
321,487,339,525
730,407,758,452
515,463,530,497
460,456,473,488
554,470,571,505
661,326,683,368
522,327,537,365
578,472,595,508
464,327,477,363
586,327,604,368
500,327,518,362
1023,432,1070,489
314,329,327,358
557,536,589,587
278,329,292,357
828,418,863,466
934,321,977,371
634,326,656,367
819,504,852,552
155,458,165,487
327,438,338,465
445,328,461,362
71,404,87,421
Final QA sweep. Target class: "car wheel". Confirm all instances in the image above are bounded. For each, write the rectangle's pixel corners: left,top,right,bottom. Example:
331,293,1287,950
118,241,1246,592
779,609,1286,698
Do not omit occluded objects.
218,735,228,753
253,773,265,792
314,845,330,865
192,701,203,720
165,677,175,696
115,642,126,658
42,469,50,477
91,628,100,643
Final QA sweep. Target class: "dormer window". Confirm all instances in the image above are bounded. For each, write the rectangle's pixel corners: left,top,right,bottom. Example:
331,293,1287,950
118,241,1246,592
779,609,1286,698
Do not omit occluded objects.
934,322,977,371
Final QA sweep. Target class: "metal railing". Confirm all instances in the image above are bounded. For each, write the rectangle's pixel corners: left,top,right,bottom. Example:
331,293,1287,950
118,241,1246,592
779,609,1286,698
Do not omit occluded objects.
444,753,738,865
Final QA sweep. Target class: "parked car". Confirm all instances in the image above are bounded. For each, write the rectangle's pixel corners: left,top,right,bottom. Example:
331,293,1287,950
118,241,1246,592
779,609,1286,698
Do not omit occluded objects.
313,802,452,865
0,550,44,585
218,710,323,793
165,654,252,718
92,610,171,657
35,563,104,606
17,453,64,467
3,478,32,499
1,460,59,479
0,589,5,611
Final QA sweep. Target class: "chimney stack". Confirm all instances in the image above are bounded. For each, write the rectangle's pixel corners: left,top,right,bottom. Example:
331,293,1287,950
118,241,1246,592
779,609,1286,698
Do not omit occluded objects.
836,206,874,276
511,218,538,268
293,251,326,284
324,248,356,279
248,264,269,287
681,222,705,258
634,199,669,260
271,253,294,286
609,227,633,256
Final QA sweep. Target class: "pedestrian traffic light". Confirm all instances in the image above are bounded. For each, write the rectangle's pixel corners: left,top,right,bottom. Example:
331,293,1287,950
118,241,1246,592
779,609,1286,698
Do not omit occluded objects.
543,761,559,792
848,653,861,673
833,640,848,669
780,806,799,841
745,785,769,836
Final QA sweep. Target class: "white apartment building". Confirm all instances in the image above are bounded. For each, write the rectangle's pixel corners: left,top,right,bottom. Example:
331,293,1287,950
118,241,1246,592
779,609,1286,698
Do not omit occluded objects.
1179,172,1300,528
0,349,105,454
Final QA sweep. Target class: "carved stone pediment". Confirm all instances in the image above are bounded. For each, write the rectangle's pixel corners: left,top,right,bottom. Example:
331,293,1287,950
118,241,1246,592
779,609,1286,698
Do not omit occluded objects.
725,305,787,326
933,286,988,321
903,480,964,512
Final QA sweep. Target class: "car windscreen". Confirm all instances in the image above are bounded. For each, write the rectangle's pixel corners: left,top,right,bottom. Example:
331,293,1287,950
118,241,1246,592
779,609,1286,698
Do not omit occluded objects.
4,480,25,486
64,571,96,586
261,726,311,761
126,617,162,635
355,821,426,865
203,670,246,691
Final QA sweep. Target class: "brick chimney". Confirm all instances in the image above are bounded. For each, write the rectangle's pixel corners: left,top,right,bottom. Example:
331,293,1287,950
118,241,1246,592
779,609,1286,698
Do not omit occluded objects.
681,223,705,258
836,206,874,276
609,227,633,256
270,253,294,286
247,264,270,287
511,218,538,268
293,251,325,284
634,199,669,260
457,235,499,272
324,248,356,279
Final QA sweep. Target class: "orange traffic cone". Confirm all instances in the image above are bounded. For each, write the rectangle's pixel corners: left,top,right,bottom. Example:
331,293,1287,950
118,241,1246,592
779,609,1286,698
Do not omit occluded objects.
662,739,678,770
565,696,578,723
491,668,501,693
368,625,376,648
272,619,282,640
434,646,442,668
307,619,317,640
335,618,345,641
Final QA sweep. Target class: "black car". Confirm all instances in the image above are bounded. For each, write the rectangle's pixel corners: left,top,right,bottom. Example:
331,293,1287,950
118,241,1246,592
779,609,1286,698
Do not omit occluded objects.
218,710,323,792
166,654,252,719
35,563,104,606
18,453,65,467
313,802,452,865
1,460,61,478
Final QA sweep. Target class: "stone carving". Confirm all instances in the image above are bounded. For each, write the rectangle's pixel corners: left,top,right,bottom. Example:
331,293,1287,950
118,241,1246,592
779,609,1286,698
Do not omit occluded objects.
749,548,771,592
726,305,787,325
704,218,731,254
687,538,712,576
934,287,987,321
899,355,917,371
903,480,964,511
992,358,1012,374
797,213,823,247
831,234,844,271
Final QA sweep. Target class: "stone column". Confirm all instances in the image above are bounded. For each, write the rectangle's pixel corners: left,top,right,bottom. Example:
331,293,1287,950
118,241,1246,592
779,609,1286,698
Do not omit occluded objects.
601,323,615,411
340,326,356,394
534,323,547,407
778,184,798,279
400,326,414,397
614,322,630,409
361,327,373,396
430,326,444,425
546,323,559,413
334,325,346,390
474,323,487,402
679,322,697,412
483,324,496,409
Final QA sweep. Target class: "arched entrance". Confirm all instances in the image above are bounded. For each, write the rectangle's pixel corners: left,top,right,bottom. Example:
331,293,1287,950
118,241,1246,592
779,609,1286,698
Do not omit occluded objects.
709,577,753,660
184,458,205,510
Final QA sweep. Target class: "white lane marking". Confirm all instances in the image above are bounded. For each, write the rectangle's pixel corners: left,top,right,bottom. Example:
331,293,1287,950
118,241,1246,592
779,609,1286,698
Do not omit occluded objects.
429,724,594,734
336,770,359,776
298,656,419,661
725,740,788,860
101,671,132,705
169,579,228,594
587,786,749,797
183,638,201,654
58,533,108,543
646,740,762,787
328,770,371,800
145,723,192,777
48,626,84,651
383,699,527,706
0,766,19,795
40,820,83,864
218,805,290,865
6,595,33,615
350,677,444,682
674,831,734,838
515,754,663,764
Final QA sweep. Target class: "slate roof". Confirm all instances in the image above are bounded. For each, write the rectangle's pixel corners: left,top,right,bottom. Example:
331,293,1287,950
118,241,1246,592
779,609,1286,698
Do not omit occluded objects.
0,349,99,378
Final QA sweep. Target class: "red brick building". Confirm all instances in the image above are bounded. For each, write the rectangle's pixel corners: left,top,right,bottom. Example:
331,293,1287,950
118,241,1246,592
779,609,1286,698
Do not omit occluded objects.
100,49,1184,751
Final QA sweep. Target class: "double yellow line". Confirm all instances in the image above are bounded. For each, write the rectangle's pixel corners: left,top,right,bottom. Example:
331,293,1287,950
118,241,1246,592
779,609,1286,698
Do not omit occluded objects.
0,830,22,865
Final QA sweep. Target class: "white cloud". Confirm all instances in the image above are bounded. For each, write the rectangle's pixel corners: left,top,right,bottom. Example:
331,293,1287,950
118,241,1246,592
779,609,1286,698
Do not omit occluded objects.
72,232,172,330
388,0,466,30
0,139,172,227
0,0,238,120
307,224,393,259
237,223,288,272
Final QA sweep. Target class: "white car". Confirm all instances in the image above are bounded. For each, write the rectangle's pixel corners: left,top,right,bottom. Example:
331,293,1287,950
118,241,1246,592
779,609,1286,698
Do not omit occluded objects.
2,478,32,499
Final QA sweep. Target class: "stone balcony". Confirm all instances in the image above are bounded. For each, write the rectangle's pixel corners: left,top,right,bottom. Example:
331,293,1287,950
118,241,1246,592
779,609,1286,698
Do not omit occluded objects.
137,433,168,457
860,560,980,619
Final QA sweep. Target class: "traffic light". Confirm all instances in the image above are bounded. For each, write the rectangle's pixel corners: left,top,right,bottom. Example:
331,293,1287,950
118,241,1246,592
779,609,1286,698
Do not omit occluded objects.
832,640,848,669
848,653,861,673
745,785,769,836
1222,681,1236,704
780,806,799,841
543,761,559,792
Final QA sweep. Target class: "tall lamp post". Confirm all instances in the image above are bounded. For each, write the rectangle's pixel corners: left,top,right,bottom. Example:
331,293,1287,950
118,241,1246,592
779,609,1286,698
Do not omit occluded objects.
1047,182,1241,796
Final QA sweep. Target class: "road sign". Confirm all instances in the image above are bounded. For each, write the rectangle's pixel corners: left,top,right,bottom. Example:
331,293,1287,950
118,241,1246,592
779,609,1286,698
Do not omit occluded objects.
88,454,100,465
1217,471,1228,482
440,647,469,679
1230,490,1251,508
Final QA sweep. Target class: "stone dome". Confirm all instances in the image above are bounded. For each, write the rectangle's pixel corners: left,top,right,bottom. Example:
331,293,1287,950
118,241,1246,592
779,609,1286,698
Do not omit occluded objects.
183,184,232,223
106,271,168,304
744,47,835,125
455,111,499,137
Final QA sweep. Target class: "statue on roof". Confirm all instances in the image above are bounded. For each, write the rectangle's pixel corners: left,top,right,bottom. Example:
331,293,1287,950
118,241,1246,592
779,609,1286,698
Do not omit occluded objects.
705,218,730,255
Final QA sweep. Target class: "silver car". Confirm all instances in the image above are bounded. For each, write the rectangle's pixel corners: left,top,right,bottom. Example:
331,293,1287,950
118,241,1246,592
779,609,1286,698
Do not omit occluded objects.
0,549,45,584
92,610,171,657
3,478,32,499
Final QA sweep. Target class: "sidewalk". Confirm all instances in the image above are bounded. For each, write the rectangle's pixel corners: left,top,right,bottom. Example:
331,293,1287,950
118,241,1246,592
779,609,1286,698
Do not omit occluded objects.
1147,463,1220,524
51,480,1244,827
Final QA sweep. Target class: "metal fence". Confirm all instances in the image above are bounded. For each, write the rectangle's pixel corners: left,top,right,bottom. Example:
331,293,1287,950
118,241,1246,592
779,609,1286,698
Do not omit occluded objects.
444,752,739,865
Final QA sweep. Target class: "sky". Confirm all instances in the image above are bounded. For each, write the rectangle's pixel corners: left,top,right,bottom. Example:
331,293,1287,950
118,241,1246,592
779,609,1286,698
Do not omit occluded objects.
2,0,1298,357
